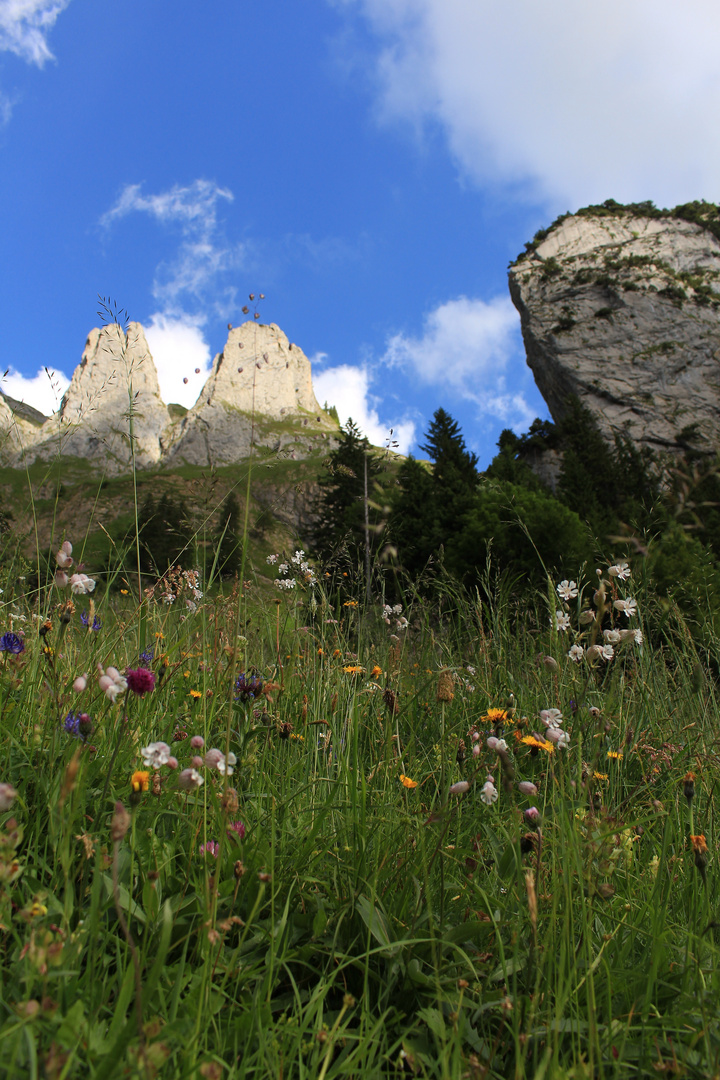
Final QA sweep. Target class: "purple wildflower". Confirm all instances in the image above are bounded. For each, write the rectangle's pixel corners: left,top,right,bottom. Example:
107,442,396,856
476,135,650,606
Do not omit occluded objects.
63,711,92,741
228,820,246,840
234,672,263,703
0,633,24,655
126,668,156,696
200,841,219,857
80,612,102,631
139,648,154,668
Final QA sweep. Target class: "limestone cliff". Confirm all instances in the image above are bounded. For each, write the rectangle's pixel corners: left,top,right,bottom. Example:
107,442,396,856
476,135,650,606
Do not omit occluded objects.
509,202,720,456
0,320,337,474
164,321,336,467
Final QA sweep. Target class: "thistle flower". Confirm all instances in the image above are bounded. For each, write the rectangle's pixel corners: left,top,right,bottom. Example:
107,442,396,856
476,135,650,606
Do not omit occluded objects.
126,668,156,696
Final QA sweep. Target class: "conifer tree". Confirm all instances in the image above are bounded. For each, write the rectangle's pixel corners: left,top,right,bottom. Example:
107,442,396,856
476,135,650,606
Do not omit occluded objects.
312,419,381,565
214,492,242,578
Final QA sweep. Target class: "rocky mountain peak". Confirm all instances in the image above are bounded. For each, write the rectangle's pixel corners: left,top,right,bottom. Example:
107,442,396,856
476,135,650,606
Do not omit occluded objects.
510,202,720,456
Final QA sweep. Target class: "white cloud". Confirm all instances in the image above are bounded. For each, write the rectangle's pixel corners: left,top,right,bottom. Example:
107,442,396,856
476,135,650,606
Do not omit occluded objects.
313,363,416,452
0,0,71,66
144,313,212,408
342,0,720,208
1,365,69,415
382,294,534,429
101,179,244,316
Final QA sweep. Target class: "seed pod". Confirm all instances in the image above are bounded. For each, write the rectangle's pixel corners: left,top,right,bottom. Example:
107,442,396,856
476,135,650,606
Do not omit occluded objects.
436,670,454,703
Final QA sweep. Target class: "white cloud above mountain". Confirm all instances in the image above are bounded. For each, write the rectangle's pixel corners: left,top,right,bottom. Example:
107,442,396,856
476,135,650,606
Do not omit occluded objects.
0,0,72,66
1,364,69,415
312,362,416,452
382,294,535,430
340,0,720,209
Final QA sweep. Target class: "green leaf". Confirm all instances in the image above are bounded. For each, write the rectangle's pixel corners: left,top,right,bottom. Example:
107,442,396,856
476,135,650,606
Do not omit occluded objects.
356,894,401,957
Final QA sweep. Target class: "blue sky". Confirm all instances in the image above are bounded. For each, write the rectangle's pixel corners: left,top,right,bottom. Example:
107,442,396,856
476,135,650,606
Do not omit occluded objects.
2,1,719,467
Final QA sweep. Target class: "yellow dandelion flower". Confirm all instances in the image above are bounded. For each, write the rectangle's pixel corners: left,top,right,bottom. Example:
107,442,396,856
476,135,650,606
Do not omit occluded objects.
521,735,554,754
607,750,624,760
189,689,202,700
131,770,150,793
482,708,509,725
154,632,164,639
593,772,609,781
400,774,417,789
343,665,364,674
371,665,382,678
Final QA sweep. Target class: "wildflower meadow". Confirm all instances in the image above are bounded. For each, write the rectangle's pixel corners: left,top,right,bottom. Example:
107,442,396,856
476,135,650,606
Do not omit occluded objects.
1,495,720,1078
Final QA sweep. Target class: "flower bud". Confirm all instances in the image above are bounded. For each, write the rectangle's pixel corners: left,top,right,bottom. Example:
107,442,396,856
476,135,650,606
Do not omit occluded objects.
73,674,87,693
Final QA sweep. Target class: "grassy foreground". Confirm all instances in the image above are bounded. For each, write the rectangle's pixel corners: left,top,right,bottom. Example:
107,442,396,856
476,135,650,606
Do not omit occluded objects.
0,538,719,1079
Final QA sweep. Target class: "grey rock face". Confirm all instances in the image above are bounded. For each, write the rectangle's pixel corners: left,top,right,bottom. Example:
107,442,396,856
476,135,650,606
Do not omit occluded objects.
0,320,337,474
165,321,336,467
509,212,720,455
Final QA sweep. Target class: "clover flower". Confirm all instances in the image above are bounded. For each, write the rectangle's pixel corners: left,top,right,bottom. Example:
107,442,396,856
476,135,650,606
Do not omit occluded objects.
228,820,246,840
556,579,578,600
200,841,219,857
126,668,156,696
141,742,171,769
0,632,24,654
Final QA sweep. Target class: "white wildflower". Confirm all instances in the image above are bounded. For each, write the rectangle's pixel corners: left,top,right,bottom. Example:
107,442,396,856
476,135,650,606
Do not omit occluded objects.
539,708,563,728
141,741,172,769
613,597,638,617
608,561,630,581
480,780,499,805
69,573,96,595
546,727,571,748
556,579,578,600
601,644,615,661
554,611,571,632
266,554,279,565
568,644,584,662
603,629,622,644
